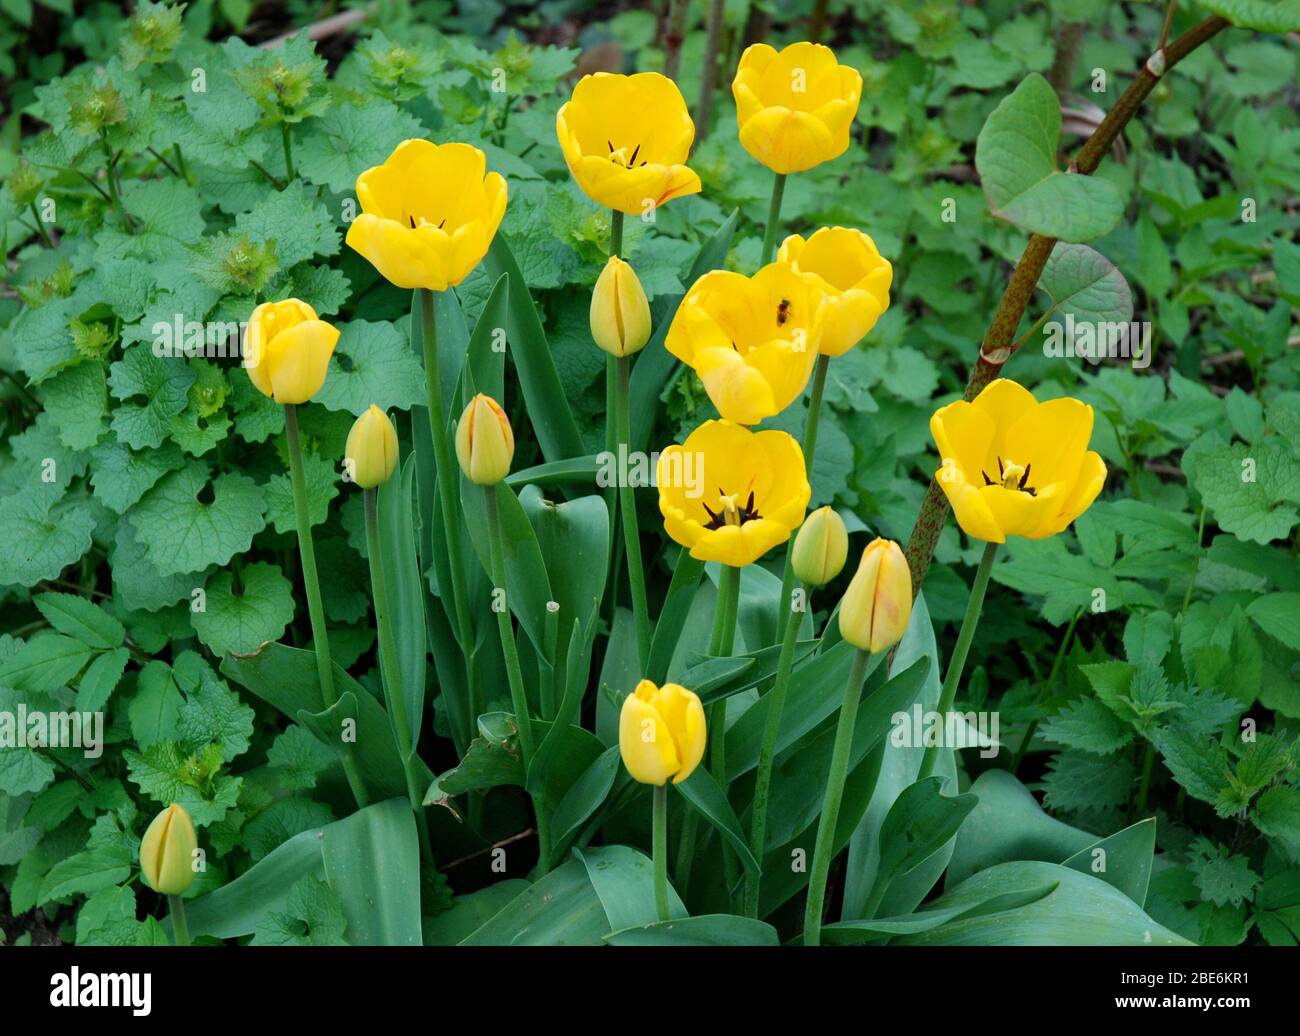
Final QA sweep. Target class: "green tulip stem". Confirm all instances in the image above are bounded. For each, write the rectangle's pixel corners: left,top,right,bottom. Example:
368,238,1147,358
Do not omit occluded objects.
918,540,999,781
415,288,479,743
653,784,670,922
364,489,435,867
485,486,552,869
285,404,371,810
758,171,787,266
675,563,742,893
603,208,625,616
616,355,652,670
803,647,880,946
775,353,830,645
744,578,805,917
168,895,190,947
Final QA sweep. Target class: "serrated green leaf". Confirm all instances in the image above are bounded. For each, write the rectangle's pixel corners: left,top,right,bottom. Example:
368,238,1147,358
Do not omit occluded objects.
191,562,295,656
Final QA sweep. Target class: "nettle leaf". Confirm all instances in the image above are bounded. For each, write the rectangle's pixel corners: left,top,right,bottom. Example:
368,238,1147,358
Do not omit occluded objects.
975,73,1123,241
0,492,96,588
1252,786,1300,850
251,874,348,946
191,562,295,657
263,451,339,533
1193,441,1300,544
1195,0,1300,33
123,177,205,243
1189,837,1261,907
1037,243,1134,339
266,724,335,792
297,100,425,194
234,180,340,269
125,741,242,827
1040,697,1135,755
1247,592,1300,651
128,462,267,576
107,346,197,450
174,654,256,762
313,320,426,415
1042,750,1134,813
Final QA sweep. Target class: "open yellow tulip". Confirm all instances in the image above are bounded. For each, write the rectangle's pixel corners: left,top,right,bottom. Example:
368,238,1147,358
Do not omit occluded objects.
666,261,823,426
346,139,507,291
618,679,707,785
657,419,810,567
733,42,863,175
556,72,702,216
779,227,892,356
244,299,338,405
931,379,1107,543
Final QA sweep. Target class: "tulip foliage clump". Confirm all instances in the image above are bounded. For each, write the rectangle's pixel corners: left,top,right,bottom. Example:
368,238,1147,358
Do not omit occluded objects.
2,2,1299,949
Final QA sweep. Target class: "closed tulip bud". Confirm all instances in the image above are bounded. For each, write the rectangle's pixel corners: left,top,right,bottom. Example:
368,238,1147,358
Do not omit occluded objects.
244,299,339,405
455,393,514,485
591,255,652,357
345,405,399,489
792,506,848,586
839,538,912,654
140,804,198,896
618,679,707,785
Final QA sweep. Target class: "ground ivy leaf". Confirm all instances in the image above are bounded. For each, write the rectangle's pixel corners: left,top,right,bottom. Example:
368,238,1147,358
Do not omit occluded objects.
266,725,335,792
263,450,339,534
107,346,197,450
129,462,266,576
175,661,256,762
243,797,334,861
191,562,294,657
975,73,1124,242
40,361,108,450
110,517,202,612
1194,441,1300,544
0,492,96,588
313,319,426,415
251,874,347,946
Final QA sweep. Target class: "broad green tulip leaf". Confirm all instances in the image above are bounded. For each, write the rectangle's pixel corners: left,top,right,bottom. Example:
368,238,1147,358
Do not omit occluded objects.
507,455,601,488
462,480,553,657
1037,242,1134,331
460,858,608,945
576,844,687,929
1060,818,1157,908
222,643,425,802
550,745,621,853
294,692,357,757
320,798,422,946
629,208,740,452
821,882,1060,945
430,286,471,415
605,914,780,946
596,607,642,745
677,768,762,875
647,548,705,683
184,825,327,939
427,710,525,798
843,593,957,920
1195,0,1300,32
459,272,509,406
377,456,426,752
684,639,820,705
975,73,1124,242
191,562,294,656
526,720,606,811
484,234,585,462
423,880,530,945
862,777,980,913
946,769,1109,887
894,861,1192,945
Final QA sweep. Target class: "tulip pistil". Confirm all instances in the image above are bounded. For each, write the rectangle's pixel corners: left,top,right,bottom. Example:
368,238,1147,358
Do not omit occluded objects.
981,456,1036,497
606,139,649,168
701,488,760,530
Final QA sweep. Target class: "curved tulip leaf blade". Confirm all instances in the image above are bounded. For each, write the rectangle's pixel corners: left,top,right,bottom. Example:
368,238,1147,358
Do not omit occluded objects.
576,844,687,929
1060,817,1158,908
677,767,761,875
460,858,608,945
424,880,530,945
459,272,509,407
819,882,1061,945
294,692,357,757
975,73,1124,242
320,798,422,946
1195,0,1300,32
483,234,585,462
429,287,471,414
506,454,601,488
377,455,426,753
868,776,980,909
549,744,622,853
893,861,1192,946
605,914,780,946
648,548,704,683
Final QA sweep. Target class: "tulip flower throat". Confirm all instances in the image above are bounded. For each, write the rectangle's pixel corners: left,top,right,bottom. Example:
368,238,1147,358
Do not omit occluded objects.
982,455,1037,497
701,487,762,530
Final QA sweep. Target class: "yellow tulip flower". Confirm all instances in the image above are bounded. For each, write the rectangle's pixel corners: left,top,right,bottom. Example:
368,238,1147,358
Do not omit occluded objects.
346,139,507,291
591,255,652,358
666,261,823,426
657,419,810,568
556,72,702,216
244,299,339,405
791,505,849,587
345,405,399,489
839,538,912,654
618,679,707,785
140,803,198,896
455,393,514,485
732,42,863,175
930,379,1107,543
778,227,892,356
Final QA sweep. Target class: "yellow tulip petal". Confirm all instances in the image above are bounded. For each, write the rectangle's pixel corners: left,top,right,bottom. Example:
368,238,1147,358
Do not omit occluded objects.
739,106,837,175
1004,397,1095,486
264,319,339,405
619,687,679,785
695,345,779,425
347,214,450,291
930,400,997,485
1040,450,1107,537
936,472,1007,544
971,379,1038,456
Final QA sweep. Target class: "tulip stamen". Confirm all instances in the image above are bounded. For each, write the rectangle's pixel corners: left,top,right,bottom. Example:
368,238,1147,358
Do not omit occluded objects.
701,487,762,530
982,455,1037,497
